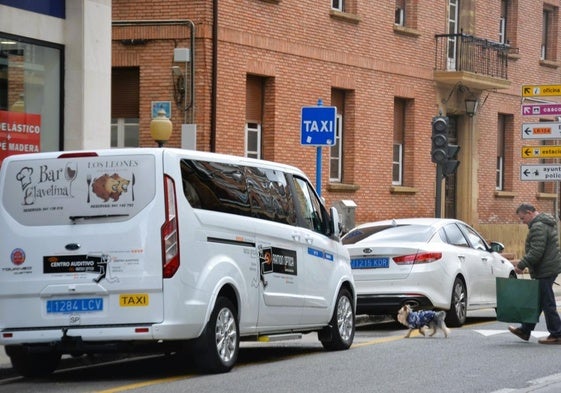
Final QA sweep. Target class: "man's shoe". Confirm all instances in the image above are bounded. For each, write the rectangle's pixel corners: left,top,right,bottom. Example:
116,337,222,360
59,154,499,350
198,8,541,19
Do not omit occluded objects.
508,326,530,341
538,335,561,344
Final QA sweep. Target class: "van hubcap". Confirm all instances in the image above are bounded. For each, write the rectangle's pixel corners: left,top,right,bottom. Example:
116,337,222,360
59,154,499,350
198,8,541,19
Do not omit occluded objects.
215,307,237,363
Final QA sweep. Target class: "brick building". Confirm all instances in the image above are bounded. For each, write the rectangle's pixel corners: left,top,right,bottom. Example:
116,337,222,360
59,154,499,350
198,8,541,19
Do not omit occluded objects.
111,0,560,256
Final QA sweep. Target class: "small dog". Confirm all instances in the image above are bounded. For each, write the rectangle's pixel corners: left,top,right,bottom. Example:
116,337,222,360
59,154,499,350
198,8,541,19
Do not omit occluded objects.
396,304,450,338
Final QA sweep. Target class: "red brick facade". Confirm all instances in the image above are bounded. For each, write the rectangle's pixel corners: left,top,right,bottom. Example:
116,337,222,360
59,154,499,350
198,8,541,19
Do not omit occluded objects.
112,0,561,253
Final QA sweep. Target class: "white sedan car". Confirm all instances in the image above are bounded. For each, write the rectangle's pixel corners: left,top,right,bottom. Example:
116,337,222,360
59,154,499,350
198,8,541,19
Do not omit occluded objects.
342,218,516,327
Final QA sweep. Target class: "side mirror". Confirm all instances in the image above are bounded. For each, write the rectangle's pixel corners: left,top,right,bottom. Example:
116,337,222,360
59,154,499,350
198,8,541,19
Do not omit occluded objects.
330,207,342,239
490,241,505,253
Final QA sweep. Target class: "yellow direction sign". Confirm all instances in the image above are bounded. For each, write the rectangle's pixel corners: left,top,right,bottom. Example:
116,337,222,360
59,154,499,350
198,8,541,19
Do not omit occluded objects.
522,85,561,97
522,145,561,158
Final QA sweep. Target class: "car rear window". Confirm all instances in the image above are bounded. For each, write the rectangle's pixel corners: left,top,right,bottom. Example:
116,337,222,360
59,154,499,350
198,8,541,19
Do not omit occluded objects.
342,224,433,244
2,154,156,226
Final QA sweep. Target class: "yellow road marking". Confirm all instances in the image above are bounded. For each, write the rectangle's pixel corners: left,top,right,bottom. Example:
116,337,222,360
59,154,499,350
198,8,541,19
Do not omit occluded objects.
94,376,190,393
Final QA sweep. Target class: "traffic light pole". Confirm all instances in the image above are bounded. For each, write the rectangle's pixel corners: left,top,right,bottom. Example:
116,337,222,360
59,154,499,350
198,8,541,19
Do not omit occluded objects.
435,164,443,218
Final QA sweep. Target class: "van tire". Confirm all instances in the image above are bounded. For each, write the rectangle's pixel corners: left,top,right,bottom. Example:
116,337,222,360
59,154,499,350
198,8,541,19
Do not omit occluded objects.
6,345,61,378
194,297,239,373
320,287,355,350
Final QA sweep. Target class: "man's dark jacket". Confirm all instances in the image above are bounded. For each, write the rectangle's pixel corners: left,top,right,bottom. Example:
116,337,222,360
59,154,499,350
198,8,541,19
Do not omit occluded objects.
517,213,561,278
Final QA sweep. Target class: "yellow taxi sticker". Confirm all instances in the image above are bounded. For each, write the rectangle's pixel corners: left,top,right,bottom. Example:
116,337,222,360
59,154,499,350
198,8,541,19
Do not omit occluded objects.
119,293,149,307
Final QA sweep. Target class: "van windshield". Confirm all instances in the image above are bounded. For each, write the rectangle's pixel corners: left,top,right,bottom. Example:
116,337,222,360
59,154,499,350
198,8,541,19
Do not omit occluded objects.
1,154,156,226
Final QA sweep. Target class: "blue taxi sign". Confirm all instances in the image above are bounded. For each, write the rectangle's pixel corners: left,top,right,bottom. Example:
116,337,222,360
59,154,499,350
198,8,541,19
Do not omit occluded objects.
300,106,337,146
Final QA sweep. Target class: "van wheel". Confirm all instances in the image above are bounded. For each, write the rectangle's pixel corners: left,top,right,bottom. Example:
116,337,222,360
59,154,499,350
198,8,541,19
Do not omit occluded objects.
194,297,239,373
6,345,61,378
320,287,355,350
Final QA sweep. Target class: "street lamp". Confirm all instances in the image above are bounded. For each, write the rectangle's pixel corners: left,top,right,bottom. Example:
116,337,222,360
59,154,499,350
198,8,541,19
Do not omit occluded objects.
150,109,172,147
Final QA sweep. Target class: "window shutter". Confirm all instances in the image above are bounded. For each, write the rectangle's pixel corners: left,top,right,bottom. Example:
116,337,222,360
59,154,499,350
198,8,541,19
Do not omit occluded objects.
112,67,139,118
246,75,263,122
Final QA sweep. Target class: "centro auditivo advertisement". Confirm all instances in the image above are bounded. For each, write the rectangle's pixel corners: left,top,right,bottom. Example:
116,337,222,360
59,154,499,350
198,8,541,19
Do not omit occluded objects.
0,110,41,166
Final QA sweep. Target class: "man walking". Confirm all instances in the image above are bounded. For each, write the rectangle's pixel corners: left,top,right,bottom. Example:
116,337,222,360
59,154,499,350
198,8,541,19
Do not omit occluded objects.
509,203,561,344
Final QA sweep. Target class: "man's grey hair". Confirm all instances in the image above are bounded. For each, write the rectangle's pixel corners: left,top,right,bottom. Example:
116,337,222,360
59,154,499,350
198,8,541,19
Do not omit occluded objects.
516,203,537,214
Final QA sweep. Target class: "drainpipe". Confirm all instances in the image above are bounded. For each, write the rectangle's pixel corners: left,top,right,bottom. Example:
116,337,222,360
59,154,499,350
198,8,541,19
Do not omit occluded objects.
210,0,218,152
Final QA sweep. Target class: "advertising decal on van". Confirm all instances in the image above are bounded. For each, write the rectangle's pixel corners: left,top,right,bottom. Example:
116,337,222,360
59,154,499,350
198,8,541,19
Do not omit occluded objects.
2,155,155,226
42,254,121,284
259,246,297,275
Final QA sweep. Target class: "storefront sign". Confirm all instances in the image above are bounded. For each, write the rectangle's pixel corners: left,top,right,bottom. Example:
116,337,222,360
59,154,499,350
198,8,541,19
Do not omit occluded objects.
0,110,41,165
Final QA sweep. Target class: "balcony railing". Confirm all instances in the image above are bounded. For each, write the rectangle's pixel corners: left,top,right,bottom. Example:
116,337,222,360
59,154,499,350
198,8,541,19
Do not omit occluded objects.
435,33,510,80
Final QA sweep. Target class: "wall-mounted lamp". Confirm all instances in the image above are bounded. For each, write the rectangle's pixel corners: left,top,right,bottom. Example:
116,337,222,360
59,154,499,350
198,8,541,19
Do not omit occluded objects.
150,109,173,147
442,82,479,117
171,66,185,109
465,95,478,117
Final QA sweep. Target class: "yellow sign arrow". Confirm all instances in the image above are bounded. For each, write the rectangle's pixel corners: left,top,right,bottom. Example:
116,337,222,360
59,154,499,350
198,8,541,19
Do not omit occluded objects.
522,85,561,97
522,145,561,158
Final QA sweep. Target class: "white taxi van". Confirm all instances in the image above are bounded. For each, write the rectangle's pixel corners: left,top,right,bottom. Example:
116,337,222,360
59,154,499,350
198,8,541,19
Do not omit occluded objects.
0,148,355,377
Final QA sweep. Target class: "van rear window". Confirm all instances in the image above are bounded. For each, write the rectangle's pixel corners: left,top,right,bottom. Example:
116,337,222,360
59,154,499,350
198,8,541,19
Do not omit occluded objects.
2,154,156,226
180,159,297,226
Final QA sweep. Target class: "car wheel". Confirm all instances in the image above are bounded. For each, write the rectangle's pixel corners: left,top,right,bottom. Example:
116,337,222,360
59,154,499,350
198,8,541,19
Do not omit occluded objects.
446,277,467,327
320,287,355,350
6,345,61,378
194,296,239,373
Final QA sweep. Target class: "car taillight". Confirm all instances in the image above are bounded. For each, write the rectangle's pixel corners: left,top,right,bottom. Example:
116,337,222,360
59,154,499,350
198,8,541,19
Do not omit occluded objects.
393,252,442,265
162,175,180,278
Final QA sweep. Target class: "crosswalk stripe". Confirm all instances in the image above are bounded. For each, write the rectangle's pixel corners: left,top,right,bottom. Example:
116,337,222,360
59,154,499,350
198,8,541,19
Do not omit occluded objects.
474,329,549,338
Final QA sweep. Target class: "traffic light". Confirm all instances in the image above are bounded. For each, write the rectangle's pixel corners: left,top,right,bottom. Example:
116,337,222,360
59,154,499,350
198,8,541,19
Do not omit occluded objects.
431,116,449,164
443,144,460,176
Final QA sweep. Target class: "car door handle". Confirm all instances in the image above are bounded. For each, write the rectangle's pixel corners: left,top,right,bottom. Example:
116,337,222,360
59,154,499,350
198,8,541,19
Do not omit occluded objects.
304,235,314,244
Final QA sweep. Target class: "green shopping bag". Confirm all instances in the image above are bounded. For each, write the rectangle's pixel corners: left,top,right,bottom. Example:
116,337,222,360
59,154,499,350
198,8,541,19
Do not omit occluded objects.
496,277,540,323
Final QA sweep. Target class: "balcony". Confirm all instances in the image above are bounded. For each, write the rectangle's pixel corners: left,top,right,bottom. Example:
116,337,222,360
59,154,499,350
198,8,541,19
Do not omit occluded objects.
434,33,512,91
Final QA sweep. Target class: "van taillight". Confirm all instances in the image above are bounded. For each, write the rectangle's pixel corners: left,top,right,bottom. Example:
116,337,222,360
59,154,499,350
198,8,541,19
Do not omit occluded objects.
162,175,180,278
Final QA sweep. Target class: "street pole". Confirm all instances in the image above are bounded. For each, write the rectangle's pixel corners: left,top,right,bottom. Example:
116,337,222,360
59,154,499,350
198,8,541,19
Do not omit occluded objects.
435,164,443,218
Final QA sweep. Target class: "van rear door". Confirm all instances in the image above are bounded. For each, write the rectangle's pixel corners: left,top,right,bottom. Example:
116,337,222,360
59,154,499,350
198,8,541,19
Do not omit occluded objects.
0,150,165,329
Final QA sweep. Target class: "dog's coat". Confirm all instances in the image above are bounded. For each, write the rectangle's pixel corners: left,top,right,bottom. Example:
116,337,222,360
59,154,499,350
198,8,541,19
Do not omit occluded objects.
397,305,450,338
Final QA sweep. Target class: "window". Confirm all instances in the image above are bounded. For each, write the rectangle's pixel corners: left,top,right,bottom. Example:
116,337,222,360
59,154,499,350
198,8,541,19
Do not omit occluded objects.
330,89,346,182
393,99,406,185
496,114,514,192
293,176,329,234
245,122,261,159
330,115,343,182
395,0,405,26
496,116,505,190
111,67,139,147
0,34,62,156
541,6,558,62
447,0,459,70
332,0,343,12
246,75,264,159
441,224,469,248
111,118,139,148
499,0,507,44
180,159,298,226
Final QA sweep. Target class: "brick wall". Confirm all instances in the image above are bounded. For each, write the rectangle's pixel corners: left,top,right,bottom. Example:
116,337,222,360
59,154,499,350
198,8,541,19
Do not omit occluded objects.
111,0,561,244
